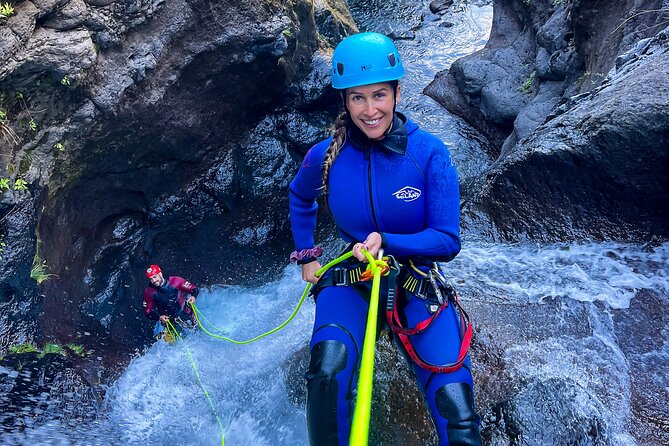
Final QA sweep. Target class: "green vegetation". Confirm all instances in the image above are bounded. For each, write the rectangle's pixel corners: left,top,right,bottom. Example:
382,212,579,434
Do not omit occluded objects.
40,343,66,357
66,343,88,356
518,70,537,94
30,257,56,284
0,2,14,18
54,142,65,152
9,343,38,354
60,76,71,86
13,178,27,190
282,29,292,38
5,342,89,362
0,108,19,145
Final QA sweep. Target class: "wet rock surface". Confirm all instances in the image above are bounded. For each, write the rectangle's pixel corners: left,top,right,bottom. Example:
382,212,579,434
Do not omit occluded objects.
1,0,668,443
0,0,354,425
0,352,98,432
426,0,669,243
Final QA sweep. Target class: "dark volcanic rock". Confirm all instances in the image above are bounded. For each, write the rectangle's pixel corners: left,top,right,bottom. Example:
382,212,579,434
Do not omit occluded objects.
482,378,612,445
0,352,98,432
613,289,669,446
462,27,669,242
425,0,669,242
430,0,455,15
0,0,355,379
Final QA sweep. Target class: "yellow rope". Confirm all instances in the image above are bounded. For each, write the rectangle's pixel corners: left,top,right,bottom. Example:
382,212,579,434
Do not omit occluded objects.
349,252,387,446
165,320,226,446
189,251,355,344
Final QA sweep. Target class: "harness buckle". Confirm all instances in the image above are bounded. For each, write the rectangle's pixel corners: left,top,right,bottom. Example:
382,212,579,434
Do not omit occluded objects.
331,267,348,286
414,279,430,300
428,270,445,305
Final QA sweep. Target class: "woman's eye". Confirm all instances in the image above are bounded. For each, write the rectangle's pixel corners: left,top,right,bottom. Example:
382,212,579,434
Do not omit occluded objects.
374,93,386,99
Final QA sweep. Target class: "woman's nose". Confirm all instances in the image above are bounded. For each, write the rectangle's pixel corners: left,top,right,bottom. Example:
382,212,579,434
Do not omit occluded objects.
364,100,376,116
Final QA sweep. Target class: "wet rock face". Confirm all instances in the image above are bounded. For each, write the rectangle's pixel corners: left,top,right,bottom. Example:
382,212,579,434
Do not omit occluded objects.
483,378,611,445
283,337,437,445
0,0,354,366
613,290,669,446
0,353,98,433
425,0,669,243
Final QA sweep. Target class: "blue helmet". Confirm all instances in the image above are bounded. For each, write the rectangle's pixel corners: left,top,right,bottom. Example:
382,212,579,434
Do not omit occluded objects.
331,32,405,90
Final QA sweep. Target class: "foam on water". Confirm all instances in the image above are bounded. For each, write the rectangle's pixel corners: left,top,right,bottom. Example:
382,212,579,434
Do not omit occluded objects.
448,242,669,309
104,268,313,446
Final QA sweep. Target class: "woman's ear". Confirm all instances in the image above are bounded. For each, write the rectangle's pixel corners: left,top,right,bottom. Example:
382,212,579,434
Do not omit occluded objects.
395,84,401,105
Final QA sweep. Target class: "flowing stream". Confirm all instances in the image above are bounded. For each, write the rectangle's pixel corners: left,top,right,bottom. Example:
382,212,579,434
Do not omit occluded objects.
5,1,669,445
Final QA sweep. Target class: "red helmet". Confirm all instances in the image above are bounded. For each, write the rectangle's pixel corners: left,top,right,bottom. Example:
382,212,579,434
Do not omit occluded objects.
145,264,161,278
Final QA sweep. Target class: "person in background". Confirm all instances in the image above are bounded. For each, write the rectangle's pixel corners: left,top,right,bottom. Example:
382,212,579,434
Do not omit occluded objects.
289,32,481,445
142,264,198,329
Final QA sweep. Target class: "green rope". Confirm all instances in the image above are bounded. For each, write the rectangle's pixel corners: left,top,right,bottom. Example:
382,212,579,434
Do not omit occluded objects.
189,251,354,345
349,251,386,446
167,249,383,445
166,320,226,446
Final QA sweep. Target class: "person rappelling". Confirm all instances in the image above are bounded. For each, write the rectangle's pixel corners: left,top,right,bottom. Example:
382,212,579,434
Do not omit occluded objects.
142,264,199,342
288,32,482,445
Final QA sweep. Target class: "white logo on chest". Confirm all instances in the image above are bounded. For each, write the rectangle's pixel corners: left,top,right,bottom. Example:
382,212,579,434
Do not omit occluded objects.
392,186,421,202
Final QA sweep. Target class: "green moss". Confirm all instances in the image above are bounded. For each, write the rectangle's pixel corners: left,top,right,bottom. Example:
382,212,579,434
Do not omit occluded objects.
518,70,537,94
9,343,38,354
38,343,67,358
66,343,88,356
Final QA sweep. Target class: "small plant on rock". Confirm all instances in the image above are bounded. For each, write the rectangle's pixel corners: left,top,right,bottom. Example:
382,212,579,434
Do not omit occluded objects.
13,178,27,191
31,257,56,284
9,343,38,354
66,344,88,356
518,70,537,94
0,2,14,18
40,343,66,357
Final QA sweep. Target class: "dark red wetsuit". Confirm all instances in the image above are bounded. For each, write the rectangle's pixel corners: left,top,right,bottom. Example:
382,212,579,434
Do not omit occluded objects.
142,276,199,321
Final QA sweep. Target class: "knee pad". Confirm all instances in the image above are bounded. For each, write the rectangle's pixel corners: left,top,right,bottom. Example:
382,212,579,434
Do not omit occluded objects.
305,340,349,446
435,382,482,446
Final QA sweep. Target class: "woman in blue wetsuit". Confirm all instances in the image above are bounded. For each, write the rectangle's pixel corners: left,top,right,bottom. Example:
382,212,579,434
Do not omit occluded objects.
289,32,481,446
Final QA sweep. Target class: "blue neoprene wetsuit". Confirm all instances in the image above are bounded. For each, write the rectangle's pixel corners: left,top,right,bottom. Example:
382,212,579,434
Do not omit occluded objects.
289,113,481,446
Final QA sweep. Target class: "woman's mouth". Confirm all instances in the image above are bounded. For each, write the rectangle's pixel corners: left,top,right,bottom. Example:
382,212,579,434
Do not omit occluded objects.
363,118,382,127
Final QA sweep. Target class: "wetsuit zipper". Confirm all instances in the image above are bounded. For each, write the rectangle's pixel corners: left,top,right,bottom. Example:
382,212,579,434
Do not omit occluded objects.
365,148,380,232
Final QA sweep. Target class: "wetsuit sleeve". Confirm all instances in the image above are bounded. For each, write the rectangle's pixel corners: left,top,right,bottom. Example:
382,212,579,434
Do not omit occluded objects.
179,278,199,296
381,144,461,261
288,141,329,252
142,288,160,321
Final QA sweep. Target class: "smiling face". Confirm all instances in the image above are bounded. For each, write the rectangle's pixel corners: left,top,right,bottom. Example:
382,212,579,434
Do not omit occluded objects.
345,82,400,141
149,272,164,287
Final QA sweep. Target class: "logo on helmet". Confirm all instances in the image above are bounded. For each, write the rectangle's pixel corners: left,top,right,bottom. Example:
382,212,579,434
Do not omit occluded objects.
393,186,421,202
360,64,373,71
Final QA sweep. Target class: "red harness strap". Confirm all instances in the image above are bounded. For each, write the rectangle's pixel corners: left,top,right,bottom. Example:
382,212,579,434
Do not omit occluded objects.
386,275,473,374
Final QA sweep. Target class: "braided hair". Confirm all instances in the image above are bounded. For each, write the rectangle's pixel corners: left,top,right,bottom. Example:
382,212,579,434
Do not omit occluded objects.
321,111,349,195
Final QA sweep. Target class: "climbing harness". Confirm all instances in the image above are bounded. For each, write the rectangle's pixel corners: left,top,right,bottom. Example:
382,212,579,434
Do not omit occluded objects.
388,263,472,374
163,247,470,446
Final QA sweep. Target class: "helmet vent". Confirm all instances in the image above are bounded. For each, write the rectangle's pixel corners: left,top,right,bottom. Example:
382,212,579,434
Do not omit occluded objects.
387,53,396,67
337,62,345,75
